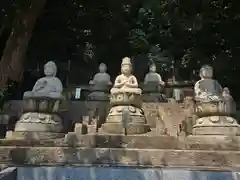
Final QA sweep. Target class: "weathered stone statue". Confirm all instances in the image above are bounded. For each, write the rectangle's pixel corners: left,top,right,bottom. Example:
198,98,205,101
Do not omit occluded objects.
194,65,222,102
100,57,150,134
192,65,240,135
86,63,111,130
143,63,167,102
88,63,111,102
222,87,236,114
89,63,112,91
144,63,165,87
7,61,65,140
110,57,142,94
24,61,63,98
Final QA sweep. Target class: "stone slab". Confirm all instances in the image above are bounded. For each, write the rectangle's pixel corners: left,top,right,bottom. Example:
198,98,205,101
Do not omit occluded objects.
0,147,239,168
17,167,239,180
0,135,240,151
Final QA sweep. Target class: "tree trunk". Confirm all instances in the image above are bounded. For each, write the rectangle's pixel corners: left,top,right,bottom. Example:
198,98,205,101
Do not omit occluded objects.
0,0,47,88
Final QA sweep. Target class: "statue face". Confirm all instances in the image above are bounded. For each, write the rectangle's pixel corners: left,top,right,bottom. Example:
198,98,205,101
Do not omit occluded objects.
121,64,132,75
223,87,230,94
44,61,57,76
199,65,213,79
99,63,107,73
150,65,156,72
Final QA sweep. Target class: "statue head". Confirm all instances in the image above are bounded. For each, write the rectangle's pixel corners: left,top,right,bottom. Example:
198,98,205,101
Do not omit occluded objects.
149,63,156,72
99,63,107,73
199,65,213,79
223,87,230,95
121,57,132,75
44,61,57,77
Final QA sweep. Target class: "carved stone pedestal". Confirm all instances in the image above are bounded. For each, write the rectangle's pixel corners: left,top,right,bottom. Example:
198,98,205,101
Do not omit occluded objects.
100,92,150,134
88,84,110,101
142,83,167,102
88,92,109,101
192,101,240,135
6,97,65,140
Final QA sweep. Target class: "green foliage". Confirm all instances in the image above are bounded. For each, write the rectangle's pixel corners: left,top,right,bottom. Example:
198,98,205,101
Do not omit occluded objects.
1,0,240,98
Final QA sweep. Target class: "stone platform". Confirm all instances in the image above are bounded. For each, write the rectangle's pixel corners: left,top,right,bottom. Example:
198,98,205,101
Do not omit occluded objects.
16,167,240,180
0,134,239,168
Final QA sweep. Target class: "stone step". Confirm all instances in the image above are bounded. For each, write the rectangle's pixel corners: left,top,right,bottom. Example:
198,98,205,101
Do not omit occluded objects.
0,147,239,168
0,134,240,151
16,166,240,180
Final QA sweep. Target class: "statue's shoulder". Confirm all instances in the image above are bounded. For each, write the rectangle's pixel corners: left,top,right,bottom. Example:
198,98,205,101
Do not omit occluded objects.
51,77,62,85
129,75,136,78
35,77,45,82
104,72,110,77
116,74,123,79
94,72,101,77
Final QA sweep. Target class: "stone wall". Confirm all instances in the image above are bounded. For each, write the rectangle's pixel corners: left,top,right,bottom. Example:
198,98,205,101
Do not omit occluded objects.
17,167,239,180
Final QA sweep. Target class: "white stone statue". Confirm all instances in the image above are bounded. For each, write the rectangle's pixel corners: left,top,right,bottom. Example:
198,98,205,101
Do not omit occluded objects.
89,63,112,88
144,63,165,86
194,65,223,102
222,87,236,114
110,57,142,94
24,61,63,98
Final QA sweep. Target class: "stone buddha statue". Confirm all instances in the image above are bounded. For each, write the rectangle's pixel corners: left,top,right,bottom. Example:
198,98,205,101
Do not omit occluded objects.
9,61,65,139
192,65,240,135
24,61,63,98
144,63,165,92
110,57,142,94
194,65,223,102
101,57,149,135
89,63,112,91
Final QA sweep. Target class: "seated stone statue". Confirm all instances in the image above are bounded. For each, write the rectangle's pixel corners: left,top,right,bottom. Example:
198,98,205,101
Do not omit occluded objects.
193,65,239,135
89,63,112,90
222,87,236,114
110,57,142,94
144,63,165,91
194,65,223,102
24,61,63,99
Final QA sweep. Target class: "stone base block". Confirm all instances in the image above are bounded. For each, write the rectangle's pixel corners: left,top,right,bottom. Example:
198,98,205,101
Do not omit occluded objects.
193,125,240,135
100,123,150,135
5,131,65,140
